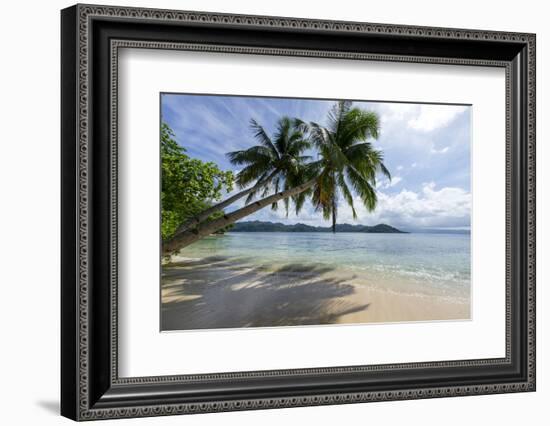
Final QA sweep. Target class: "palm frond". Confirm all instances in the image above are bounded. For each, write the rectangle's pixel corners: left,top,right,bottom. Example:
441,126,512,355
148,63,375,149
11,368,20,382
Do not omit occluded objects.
292,118,310,135
346,167,377,212
236,163,275,188
293,191,307,215
274,177,280,194
321,203,332,220
249,118,280,159
379,161,391,181
227,145,273,167
308,122,332,150
245,189,258,204
327,100,353,136
304,159,325,179
339,109,380,147
283,194,290,217
261,183,271,197
337,172,357,219
273,116,292,155
287,139,311,157
311,169,336,214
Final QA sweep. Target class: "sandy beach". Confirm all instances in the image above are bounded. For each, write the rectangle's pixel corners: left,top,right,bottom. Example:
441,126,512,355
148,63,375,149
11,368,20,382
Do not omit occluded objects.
161,254,470,331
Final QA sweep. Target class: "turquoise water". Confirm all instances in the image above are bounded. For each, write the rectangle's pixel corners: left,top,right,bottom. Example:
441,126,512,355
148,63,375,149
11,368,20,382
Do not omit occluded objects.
175,232,471,301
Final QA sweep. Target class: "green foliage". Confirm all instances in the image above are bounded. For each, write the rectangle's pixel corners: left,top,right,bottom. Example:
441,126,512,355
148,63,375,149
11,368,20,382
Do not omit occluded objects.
161,123,233,240
306,101,389,229
226,117,311,215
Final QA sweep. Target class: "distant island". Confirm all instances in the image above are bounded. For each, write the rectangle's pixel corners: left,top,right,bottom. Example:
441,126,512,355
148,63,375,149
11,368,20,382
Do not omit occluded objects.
230,220,406,233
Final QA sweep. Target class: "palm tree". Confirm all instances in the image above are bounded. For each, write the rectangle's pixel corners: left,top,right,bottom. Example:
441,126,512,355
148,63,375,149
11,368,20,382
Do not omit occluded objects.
163,102,390,255
308,101,390,232
166,117,311,244
228,116,312,214
162,175,318,255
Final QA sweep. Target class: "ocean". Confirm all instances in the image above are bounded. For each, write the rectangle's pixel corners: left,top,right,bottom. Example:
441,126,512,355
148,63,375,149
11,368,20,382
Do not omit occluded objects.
173,232,471,303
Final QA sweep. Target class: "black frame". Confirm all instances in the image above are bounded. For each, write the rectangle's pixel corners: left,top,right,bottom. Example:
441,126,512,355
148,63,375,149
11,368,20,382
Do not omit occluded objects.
61,4,536,421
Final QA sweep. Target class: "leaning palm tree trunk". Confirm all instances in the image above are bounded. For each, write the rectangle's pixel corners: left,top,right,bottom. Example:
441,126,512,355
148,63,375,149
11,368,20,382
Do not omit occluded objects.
331,196,337,233
163,177,317,255
171,170,278,235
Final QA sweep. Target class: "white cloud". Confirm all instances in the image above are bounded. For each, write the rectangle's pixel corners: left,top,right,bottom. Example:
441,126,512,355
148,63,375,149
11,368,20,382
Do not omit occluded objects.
396,165,403,171
366,182,471,228
375,103,468,133
238,181,470,230
377,103,417,125
407,105,468,132
430,146,450,154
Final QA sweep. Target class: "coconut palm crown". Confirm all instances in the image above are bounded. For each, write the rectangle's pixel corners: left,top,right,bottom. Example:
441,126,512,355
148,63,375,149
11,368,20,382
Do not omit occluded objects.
170,116,311,237
306,101,390,231
227,116,311,214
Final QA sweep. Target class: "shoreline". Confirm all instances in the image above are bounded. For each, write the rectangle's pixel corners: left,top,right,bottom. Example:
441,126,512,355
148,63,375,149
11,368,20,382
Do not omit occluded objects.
161,255,470,331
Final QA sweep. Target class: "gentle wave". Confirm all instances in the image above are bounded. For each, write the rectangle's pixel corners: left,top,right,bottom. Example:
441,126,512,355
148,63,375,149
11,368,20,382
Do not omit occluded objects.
173,232,471,301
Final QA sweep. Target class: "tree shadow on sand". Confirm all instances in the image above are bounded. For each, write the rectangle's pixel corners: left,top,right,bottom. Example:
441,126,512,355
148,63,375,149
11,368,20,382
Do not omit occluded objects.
161,257,370,330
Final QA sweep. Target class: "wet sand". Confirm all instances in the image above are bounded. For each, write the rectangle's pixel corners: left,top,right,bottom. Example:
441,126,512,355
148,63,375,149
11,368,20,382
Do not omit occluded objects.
161,256,470,331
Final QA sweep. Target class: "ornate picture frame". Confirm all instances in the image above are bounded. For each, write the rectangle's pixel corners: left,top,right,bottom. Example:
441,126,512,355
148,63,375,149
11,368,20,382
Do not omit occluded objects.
61,4,535,420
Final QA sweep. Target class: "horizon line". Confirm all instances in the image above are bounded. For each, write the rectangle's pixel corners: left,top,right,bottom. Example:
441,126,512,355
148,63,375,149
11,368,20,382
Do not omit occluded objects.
234,220,471,232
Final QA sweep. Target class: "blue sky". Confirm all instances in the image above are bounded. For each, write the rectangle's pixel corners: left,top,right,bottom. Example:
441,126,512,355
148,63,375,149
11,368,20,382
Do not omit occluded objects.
161,94,471,231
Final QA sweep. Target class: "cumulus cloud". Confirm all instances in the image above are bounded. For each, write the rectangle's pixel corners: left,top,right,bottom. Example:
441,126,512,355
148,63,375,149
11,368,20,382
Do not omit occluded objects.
237,182,471,230
367,182,471,229
375,102,468,133
430,146,450,154
377,103,417,125
407,105,468,132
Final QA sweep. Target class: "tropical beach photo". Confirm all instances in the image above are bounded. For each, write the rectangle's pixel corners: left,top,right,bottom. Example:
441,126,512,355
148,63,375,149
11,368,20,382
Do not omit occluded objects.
160,94,471,331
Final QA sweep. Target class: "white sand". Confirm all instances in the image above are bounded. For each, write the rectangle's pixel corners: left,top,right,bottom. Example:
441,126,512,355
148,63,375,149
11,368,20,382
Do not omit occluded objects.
161,257,470,331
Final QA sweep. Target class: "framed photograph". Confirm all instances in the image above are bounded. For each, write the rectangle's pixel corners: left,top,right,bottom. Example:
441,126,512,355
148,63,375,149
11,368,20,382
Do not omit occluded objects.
61,4,536,421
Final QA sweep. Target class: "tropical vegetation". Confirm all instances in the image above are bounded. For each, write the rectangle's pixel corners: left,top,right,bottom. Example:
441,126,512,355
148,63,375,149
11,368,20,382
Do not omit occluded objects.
231,220,404,233
307,101,390,232
160,123,233,240
171,117,310,236
162,101,390,256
